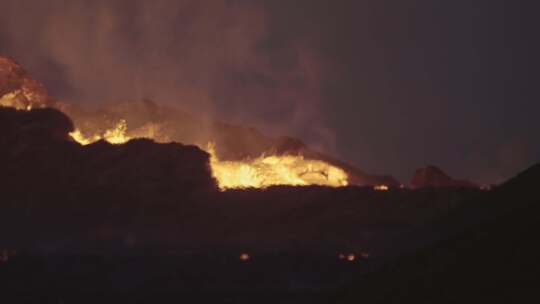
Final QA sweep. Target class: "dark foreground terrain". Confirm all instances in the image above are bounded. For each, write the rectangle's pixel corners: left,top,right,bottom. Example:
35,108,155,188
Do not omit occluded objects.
1,107,538,303
335,162,540,304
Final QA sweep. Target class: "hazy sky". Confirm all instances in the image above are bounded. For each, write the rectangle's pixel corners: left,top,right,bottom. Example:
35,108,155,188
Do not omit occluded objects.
1,0,538,183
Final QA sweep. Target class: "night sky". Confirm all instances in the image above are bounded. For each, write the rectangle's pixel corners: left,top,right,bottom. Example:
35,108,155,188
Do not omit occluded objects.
1,0,539,183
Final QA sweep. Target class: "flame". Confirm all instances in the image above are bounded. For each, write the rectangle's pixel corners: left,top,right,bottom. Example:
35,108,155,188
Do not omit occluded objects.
0,76,48,110
102,120,130,144
2,56,350,191
69,129,100,146
373,185,389,191
69,120,131,145
66,119,350,190
207,143,348,190
0,90,36,110
67,124,349,190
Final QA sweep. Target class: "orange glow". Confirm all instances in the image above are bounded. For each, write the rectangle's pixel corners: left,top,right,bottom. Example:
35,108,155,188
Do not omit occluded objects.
69,121,170,146
339,252,359,262
0,89,44,110
239,253,250,261
68,123,349,190
374,185,389,191
207,143,348,190
3,55,351,191
69,120,131,145
0,60,48,111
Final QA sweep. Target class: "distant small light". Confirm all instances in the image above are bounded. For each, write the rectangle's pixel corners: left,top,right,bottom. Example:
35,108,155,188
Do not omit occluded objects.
338,253,346,260
239,253,250,261
374,185,389,191
346,254,356,262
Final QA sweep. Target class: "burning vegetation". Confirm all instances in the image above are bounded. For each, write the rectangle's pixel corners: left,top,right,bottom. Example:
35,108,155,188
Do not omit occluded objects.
67,121,349,189
6,106,350,190
207,143,348,189
69,120,130,145
1,55,351,190
2,55,486,192
0,56,49,111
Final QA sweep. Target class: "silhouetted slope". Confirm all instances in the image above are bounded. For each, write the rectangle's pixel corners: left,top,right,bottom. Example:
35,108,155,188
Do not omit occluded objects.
336,163,540,304
0,105,500,303
0,107,479,253
411,165,477,189
0,107,215,194
0,107,216,248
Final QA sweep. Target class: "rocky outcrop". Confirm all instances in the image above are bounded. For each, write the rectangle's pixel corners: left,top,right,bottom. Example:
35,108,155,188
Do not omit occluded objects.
410,165,477,189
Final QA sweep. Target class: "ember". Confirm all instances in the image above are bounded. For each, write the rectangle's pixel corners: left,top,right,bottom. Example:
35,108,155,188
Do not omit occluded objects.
374,185,389,191
239,253,250,261
338,253,358,262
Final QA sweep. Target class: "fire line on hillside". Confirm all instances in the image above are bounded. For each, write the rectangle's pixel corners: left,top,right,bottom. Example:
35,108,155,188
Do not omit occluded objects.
68,120,349,190
1,83,350,190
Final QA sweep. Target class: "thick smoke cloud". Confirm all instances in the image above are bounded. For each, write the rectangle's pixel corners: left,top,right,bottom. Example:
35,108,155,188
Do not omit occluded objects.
0,0,335,152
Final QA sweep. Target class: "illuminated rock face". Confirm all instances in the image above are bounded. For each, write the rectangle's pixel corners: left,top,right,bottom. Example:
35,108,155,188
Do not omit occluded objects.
0,56,49,110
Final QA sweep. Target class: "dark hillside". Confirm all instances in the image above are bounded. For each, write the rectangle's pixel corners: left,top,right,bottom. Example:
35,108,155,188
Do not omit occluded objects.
0,107,490,303
336,163,540,303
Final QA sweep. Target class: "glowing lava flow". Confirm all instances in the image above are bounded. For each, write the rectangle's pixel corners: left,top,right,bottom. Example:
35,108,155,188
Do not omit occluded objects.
68,122,349,190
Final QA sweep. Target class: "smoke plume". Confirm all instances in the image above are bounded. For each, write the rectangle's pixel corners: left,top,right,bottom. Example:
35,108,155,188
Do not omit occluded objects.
0,0,335,152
